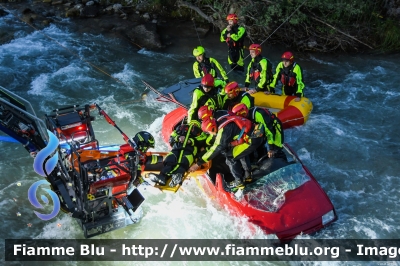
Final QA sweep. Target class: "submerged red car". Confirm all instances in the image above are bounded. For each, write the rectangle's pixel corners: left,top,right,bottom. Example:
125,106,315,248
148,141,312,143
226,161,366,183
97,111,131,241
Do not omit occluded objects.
155,79,337,240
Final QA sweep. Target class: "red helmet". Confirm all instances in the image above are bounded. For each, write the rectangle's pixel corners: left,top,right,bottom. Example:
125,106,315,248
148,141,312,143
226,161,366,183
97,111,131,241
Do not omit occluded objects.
232,103,249,118
201,73,214,87
281,51,294,63
226,14,238,23
225,81,240,98
249,44,262,56
201,117,217,134
198,105,214,120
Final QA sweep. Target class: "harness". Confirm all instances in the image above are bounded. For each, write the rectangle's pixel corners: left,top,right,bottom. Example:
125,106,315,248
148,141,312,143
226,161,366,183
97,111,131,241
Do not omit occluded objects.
226,25,246,49
217,115,252,146
280,63,297,87
249,57,273,85
197,57,216,78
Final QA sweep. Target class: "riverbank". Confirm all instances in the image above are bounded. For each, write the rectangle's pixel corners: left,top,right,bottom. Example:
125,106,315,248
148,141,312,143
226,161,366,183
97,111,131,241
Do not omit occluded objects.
2,1,400,54
0,1,211,50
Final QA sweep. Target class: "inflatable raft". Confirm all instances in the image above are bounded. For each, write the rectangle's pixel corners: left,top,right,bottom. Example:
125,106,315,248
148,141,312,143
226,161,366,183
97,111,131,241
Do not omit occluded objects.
155,78,313,142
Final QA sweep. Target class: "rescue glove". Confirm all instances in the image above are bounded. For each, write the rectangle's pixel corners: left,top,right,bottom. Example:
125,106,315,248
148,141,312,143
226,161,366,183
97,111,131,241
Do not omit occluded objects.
169,173,184,187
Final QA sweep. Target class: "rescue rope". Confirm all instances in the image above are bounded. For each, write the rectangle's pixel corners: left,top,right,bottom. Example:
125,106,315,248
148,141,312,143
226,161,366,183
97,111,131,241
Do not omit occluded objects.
192,18,203,47
226,0,309,75
0,3,143,103
258,0,309,47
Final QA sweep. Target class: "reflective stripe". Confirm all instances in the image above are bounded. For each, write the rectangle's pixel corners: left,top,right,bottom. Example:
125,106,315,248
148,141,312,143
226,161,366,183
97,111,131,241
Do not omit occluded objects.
232,142,250,158
151,155,158,164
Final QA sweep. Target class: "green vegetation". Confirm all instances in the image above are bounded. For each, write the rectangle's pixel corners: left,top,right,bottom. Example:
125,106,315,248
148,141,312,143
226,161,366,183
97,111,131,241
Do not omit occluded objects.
143,0,400,53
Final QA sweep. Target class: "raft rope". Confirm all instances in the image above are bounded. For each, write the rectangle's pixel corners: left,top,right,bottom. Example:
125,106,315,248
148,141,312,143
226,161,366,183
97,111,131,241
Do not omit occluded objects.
0,3,143,103
225,0,309,76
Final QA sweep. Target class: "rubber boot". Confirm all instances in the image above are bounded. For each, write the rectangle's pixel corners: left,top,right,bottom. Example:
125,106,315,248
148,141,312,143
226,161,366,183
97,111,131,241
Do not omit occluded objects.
149,173,166,186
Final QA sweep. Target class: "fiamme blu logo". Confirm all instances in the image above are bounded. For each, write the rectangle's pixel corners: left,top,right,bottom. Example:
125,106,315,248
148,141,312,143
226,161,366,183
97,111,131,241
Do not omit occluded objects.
28,130,60,221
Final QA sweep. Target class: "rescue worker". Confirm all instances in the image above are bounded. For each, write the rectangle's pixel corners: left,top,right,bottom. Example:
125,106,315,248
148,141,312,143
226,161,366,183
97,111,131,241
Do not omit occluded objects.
189,114,263,190
149,122,203,187
220,13,246,72
232,103,286,160
196,105,229,157
223,81,254,110
131,131,162,186
187,74,224,124
193,46,229,90
133,131,155,153
197,105,229,121
244,44,274,94
269,51,305,102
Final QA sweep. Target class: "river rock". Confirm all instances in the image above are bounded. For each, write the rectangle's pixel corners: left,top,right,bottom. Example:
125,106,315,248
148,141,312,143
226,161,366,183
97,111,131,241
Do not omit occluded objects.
112,3,122,12
142,12,150,20
51,0,63,5
0,8,9,17
136,1,151,13
66,6,80,17
125,23,163,49
0,31,13,45
81,5,99,17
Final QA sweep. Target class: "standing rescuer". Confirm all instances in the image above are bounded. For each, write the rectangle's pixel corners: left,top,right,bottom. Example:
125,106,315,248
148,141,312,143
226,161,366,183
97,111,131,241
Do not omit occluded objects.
269,51,305,102
192,46,229,90
220,13,246,72
187,74,224,124
244,44,274,94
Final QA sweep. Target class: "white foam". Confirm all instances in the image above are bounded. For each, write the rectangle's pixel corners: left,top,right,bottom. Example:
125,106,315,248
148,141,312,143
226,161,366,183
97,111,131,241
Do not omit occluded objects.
137,48,185,62
112,63,141,84
297,147,311,161
28,74,53,96
35,214,81,239
309,55,336,66
373,65,386,74
344,71,367,82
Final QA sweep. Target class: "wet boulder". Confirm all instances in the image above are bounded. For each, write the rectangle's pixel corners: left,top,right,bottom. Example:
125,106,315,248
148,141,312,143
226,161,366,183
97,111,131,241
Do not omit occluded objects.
81,4,100,18
125,23,163,50
0,8,9,18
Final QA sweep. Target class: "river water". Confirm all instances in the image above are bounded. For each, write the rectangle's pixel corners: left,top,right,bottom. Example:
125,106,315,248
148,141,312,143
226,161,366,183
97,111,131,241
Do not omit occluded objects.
1,10,400,266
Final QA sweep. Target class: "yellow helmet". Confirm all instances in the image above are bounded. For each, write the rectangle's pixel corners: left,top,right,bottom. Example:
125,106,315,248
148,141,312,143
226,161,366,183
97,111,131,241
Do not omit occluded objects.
193,46,205,57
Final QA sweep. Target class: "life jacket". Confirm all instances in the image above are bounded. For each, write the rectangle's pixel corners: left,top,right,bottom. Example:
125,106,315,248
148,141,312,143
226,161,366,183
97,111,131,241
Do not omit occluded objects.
225,24,246,49
280,63,297,87
249,56,273,85
197,57,217,78
217,115,252,146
